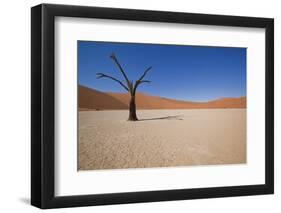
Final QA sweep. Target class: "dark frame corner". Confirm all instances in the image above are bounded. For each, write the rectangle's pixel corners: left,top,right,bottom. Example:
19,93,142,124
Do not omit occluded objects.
31,3,274,209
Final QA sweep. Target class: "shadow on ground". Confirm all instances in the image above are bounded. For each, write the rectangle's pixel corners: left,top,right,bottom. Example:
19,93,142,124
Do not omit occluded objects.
19,197,30,205
138,115,183,121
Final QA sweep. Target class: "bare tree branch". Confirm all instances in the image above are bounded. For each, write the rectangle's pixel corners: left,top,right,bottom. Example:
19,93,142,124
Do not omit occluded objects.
96,54,153,121
133,80,151,95
138,80,151,84
96,72,129,92
133,66,152,94
110,54,132,91
137,66,152,82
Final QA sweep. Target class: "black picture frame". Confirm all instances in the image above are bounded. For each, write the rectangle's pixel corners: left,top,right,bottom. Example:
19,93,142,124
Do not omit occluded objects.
31,3,274,209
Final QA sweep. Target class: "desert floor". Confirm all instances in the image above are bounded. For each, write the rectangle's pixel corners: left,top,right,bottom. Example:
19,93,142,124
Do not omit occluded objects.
78,109,246,170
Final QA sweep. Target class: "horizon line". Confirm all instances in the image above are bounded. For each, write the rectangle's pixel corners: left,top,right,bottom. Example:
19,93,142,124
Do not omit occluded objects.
79,84,246,103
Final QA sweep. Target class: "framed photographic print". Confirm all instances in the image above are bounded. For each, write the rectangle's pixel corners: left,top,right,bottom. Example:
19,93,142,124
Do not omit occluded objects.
31,4,274,209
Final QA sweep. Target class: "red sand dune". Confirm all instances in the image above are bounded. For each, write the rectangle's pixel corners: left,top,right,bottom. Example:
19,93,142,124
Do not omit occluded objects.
79,85,127,110
79,85,246,110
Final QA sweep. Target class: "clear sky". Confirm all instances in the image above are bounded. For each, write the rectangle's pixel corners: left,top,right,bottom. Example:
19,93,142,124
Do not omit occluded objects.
78,41,246,102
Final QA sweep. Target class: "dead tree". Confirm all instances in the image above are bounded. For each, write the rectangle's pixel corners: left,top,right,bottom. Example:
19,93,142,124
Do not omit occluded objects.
97,53,152,121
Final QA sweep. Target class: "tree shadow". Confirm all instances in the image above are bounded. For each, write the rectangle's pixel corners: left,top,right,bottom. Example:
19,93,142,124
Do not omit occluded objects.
138,115,183,121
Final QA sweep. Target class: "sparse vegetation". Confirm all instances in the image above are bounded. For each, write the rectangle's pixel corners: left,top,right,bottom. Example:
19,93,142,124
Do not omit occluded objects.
97,53,152,121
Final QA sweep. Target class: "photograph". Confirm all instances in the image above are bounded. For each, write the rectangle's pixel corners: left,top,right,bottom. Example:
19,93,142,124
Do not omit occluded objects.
28,2,275,209
30,3,274,209
78,41,247,170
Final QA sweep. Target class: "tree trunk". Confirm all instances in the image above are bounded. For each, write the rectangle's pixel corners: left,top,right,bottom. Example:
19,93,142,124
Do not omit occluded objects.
128,95,138,121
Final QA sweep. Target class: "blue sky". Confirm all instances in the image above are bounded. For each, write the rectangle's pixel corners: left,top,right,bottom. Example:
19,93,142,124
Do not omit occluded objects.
78,41,246,102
